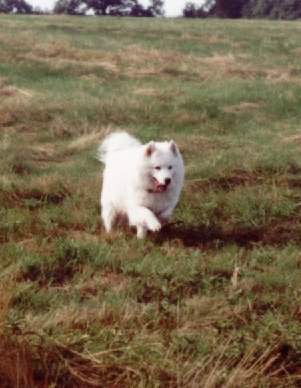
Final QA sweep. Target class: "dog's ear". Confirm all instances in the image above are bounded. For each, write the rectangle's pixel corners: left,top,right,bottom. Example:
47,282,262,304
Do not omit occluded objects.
170,140,178,156
145,141,155,157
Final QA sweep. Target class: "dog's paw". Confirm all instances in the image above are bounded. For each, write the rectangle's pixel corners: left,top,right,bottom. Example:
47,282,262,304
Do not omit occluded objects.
147,218,161,232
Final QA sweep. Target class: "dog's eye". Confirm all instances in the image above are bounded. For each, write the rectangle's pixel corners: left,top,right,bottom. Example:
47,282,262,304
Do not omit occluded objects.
155,166,161,170
168,166,172,170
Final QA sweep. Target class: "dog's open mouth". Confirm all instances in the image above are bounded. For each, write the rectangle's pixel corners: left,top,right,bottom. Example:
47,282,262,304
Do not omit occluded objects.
153,177,168,192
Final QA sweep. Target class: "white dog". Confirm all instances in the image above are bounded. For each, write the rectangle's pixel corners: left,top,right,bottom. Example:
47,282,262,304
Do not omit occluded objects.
99,132,184,238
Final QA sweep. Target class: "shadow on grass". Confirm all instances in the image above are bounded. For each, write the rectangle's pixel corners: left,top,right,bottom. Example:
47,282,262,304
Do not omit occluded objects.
154,221,301,249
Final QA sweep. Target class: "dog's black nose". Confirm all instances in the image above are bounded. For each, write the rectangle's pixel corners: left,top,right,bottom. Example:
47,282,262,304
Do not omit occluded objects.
165,178,171,186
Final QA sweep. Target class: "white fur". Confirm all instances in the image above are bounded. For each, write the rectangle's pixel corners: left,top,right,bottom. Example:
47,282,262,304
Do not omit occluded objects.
98,132,184,238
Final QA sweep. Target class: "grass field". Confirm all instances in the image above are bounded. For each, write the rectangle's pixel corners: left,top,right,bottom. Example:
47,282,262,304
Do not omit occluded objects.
1,14,301,386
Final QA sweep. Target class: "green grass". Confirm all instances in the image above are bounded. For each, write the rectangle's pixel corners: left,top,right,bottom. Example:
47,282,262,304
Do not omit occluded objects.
1,14,301,386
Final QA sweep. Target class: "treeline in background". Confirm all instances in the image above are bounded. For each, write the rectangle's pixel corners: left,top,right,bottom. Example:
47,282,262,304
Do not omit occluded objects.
0,0,164,16
0,0,300,19
183,0,301,20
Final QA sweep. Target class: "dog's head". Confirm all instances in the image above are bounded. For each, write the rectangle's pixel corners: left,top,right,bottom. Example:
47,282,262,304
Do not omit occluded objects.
145,140,184,193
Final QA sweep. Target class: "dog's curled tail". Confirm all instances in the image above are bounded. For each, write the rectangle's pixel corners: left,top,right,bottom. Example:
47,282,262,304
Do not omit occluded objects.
97,132,141,163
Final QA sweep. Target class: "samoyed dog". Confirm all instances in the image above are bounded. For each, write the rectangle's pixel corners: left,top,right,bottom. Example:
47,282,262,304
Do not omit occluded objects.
99,132,184,238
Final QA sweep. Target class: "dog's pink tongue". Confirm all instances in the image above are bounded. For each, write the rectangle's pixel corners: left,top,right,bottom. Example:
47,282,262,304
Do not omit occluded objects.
153,177,167,192
153,177,161,192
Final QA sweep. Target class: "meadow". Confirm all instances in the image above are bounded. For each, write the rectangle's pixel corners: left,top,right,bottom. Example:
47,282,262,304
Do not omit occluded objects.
0,14,301,386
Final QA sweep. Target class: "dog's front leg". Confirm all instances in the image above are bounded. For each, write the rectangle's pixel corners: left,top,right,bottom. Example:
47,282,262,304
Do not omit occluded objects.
137,225,147,239
128,206,161,238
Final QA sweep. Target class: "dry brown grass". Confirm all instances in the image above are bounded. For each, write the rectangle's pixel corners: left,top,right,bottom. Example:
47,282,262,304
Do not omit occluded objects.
67,132,104,153
180,33,225,44
14,35,295,86
132,87,162,96
0,86,34,98
283,134,301,143
80,73,104,83
67,230,100,244
19,143,57,161
23,41,121,72
199,53,236,66
181,294,239,330
184,341,285,388
25,51,119,71
121,48,236,79
0,93,32,126
0,31,36,50
23,43,238,80
132,87,184,98
265,68,295,83
0,285,10,330
0,284,31,387
223,102,265,114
